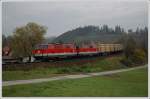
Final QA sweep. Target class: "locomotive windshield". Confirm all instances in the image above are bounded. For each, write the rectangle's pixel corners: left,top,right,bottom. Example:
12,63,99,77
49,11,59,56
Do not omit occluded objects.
35,44,48,49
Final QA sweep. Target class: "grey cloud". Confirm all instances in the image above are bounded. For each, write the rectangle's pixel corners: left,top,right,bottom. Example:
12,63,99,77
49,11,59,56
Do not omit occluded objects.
2,1,148,37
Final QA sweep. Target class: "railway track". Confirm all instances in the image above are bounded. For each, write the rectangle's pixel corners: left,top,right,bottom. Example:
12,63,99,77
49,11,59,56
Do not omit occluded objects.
3,53,122,71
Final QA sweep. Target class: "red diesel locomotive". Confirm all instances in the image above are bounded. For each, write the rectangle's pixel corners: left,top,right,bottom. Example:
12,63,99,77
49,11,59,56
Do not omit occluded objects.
32,43,123,60
32,43,98,60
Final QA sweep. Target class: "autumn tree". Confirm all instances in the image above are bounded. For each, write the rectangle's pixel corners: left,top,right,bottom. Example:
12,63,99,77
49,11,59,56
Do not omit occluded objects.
124,36,136,59
11,22,47,60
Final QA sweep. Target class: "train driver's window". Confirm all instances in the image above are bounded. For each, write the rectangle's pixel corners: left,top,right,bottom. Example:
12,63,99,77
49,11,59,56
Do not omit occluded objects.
55,45,62,49
65,45,70,48
90,46,93,48
48,45,54,49
38,45,48,49
35,45,39,49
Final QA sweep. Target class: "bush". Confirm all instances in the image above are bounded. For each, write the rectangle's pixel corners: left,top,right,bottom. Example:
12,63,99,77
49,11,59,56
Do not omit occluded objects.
132,49,146,64
121,56,134,66
121,49,147,66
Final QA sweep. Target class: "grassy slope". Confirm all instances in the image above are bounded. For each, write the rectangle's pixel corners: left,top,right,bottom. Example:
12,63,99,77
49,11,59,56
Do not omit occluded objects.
3,68,147,97
3,55,126,81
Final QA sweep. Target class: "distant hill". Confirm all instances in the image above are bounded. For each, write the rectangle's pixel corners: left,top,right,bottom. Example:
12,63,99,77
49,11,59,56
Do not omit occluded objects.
52,25,125,44
44,36,56,43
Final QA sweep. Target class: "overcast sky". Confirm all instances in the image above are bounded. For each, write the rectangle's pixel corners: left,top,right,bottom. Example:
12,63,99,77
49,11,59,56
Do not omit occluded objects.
2,0,148,37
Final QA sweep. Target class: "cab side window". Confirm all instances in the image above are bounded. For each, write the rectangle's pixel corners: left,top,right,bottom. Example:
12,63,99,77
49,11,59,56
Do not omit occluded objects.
90,46,93,48
65,45,70,48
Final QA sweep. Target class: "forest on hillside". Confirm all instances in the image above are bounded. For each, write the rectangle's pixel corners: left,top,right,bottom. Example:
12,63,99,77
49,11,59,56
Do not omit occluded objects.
52,25,147,45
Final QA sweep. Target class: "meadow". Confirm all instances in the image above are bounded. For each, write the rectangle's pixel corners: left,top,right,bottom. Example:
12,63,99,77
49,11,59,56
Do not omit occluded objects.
3,67,148,97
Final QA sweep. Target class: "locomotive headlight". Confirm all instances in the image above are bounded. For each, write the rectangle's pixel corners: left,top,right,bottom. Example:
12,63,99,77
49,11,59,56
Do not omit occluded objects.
37,50,41,53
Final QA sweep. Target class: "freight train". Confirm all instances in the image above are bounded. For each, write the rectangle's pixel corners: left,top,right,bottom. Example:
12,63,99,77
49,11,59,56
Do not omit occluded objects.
32,43,123,61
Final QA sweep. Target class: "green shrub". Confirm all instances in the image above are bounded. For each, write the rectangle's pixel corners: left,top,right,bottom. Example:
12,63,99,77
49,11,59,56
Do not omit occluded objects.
121,56,134,66
132,49,146,64
121,49,147,66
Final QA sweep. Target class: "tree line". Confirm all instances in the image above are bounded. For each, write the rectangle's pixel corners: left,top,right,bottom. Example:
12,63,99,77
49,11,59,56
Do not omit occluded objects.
63,25,125,36
119,27,148,66
2,22,148,65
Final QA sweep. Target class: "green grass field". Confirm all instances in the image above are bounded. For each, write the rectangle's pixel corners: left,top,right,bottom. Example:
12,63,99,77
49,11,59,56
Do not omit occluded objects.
3,68,148,97
3,55,126,81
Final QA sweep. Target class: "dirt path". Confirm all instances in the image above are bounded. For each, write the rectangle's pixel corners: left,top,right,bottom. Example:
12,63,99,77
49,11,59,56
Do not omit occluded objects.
3,65,147,86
